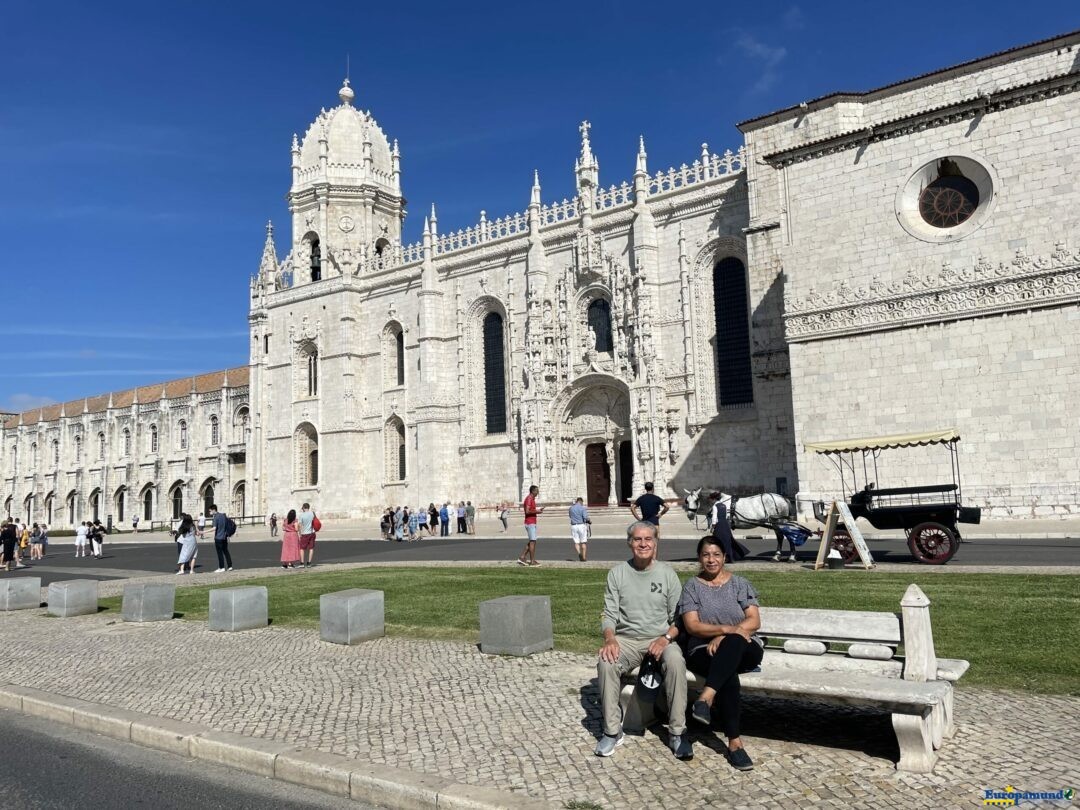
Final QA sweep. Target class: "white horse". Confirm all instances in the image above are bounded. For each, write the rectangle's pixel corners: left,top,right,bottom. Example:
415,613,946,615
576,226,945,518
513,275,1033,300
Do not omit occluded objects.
684,488,793,528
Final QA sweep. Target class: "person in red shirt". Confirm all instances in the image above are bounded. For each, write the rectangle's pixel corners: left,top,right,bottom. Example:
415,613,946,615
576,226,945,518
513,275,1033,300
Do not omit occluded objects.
517,484,544,567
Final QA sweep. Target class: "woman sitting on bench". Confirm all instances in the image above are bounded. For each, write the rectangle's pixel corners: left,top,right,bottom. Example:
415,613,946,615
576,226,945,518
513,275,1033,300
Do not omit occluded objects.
677,536,764,771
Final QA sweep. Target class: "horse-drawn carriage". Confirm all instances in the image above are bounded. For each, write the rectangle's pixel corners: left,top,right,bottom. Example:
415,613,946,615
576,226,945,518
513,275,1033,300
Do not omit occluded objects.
805,429,982,565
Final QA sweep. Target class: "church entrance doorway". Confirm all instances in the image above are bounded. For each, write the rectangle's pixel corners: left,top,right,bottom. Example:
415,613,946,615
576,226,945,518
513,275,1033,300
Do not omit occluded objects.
585,443,611,506
619,441,633,504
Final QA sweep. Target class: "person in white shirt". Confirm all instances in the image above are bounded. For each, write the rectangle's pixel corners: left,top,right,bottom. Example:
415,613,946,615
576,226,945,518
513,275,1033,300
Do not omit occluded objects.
75,522,89,558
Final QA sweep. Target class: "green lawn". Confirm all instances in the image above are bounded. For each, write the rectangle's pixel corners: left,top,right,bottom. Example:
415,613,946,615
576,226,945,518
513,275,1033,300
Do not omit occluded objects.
100,568,1080,695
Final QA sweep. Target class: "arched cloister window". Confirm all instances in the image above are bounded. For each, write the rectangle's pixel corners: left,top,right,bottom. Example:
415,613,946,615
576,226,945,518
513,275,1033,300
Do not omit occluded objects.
374,237,390,256
89,489,101,522
384,417,406,481
30,442,37,468
98,432,105,459
66,491,78,525
201,482,215,517
122,428,131,457
74,434,82,463
713,257,753,407
234,407,249,443
52,439,60,466
482,312,507,434
149,425,158,454
178,421,188,450
232,482,246,518
587,298,614,353
209,415,220,446
142,487,154,521
294,423,319,487
115,486,126,523
45,493,54,524
170,485,184,520
310,236,321,282
395,331,404,386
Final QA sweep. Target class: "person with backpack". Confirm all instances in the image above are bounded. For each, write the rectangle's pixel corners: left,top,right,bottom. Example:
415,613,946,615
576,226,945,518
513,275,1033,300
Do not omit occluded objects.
210,504,235,572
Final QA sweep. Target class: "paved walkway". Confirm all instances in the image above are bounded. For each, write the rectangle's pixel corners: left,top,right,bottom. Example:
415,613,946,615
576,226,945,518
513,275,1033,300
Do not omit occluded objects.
1,564,1077,808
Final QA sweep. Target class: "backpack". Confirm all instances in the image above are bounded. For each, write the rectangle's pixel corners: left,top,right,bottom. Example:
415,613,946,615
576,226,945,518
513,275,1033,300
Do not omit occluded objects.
225,517,237,537
312,515,322,532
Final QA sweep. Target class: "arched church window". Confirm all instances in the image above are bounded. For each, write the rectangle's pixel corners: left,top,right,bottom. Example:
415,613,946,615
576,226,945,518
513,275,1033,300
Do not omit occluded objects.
149,425,158,454
310,237,321,282
170,485,183,520
587,298,614,352
122,429,131,457
209,415,220,446
143,488,153,521
384,417,406,481
395,331,404,387
294,423,319,487
30,442,37,468
53,439,59,466
98,432,105,459
74,435,82,463
375,237,390,256
308,350,319,397
482,312,507,434
178,421,188,451
713,257,753,407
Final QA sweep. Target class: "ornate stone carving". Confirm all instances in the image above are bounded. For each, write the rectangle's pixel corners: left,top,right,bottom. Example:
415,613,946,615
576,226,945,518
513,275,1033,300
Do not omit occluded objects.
784,243,1080,342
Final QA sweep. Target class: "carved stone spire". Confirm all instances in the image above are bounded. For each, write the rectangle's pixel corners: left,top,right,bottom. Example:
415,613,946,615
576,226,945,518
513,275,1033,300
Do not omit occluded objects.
338,77,355,106
429,203,438,236
258,220,279,281
575,120,599,192
636,136,648,177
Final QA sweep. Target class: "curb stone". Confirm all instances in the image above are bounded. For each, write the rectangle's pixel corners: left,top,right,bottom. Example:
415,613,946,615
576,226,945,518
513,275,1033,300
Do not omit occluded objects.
0,683,558,810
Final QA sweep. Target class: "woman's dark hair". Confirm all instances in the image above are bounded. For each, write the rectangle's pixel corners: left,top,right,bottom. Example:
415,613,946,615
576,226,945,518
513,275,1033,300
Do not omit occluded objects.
177,515,194,536
696,535,724,558
286,508,297,523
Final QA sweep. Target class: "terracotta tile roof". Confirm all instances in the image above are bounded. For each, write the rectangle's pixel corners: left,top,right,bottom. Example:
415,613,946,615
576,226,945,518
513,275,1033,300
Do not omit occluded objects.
2,366,251,431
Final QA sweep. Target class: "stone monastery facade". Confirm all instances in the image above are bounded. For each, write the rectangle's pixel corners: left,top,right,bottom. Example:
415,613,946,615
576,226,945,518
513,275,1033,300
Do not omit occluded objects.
3,30,1079,526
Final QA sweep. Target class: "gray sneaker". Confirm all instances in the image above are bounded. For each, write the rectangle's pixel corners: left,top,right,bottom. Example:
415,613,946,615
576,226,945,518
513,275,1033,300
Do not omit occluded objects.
669,733,693,761
594,733,624,757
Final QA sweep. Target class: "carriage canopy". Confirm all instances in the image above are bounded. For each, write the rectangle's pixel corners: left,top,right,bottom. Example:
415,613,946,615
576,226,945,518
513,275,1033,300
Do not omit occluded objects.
804,428,959,455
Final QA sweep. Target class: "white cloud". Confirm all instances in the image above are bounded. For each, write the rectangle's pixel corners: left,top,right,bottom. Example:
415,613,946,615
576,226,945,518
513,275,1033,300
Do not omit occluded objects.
1,394,57,413
733,32,788,94
782,6,805,30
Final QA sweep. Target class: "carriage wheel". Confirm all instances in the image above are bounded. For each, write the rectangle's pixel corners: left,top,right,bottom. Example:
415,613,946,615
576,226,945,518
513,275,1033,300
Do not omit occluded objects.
907,522,958,565
830,529,859,564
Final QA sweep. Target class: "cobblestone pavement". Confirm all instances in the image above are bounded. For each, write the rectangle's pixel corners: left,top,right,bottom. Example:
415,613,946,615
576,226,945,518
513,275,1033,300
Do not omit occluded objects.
1,592,1076,809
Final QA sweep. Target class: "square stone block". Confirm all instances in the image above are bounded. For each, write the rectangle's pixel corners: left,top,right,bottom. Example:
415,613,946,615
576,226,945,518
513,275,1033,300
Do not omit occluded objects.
320,589,384,645
122,582,176,622
479,595,553,656
47,579,98,618
208,586,267,632
0,578,41,611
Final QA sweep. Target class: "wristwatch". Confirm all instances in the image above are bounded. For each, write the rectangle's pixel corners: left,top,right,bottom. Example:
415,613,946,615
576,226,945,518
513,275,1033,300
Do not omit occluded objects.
663,632,675,643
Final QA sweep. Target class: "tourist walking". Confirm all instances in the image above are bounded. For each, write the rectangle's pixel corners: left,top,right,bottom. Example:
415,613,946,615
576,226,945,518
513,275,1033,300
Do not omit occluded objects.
175,514,198,575
439,503,450,537
30,523,43,560
210,504,234,572
297,502,318,567
407,507,419,540
38,523,48,557
417,504,428,536
517,485,544,567
569,497,590,562
89,520,105,558
678,535,763,770
280,509,301,568
269,512,278,537
465,501,476,534
499,503,509,533
428,503,438,537
75,522,88,557
630,482,669,538
132,515,139,534
1,519,17,572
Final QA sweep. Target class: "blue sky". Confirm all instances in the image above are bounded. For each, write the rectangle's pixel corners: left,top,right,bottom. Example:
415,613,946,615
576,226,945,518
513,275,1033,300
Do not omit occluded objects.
1,1,1076,413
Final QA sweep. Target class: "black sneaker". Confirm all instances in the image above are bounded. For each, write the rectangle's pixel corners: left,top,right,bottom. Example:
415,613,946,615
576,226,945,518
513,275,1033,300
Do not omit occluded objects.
691,700,711,726
728,747,754,771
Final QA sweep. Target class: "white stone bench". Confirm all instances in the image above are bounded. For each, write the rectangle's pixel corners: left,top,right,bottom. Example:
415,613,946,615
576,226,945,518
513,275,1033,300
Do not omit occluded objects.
619,584,968,773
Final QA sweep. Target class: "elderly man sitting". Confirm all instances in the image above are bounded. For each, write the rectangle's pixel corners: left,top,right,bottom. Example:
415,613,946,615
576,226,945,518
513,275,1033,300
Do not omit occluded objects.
594,520,692,760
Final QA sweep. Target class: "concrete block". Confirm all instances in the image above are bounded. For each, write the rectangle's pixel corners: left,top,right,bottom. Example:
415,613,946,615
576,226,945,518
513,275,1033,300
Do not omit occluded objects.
47,579,98,618
0,578,41,611
122,582,176,622
208,586,267,632
190,730,297,779
437,782,557,810
72,704,148,742
478,595,553,657
320,589,384,645
275,748,354,797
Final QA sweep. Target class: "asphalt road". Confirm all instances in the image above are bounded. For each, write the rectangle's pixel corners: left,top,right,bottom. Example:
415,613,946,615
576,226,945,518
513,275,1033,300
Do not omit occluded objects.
0,708,380,809
7,533,1079,585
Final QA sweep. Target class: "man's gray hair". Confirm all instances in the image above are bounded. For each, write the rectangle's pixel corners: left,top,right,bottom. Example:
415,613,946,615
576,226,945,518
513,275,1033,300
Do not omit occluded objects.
626,521,659,542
